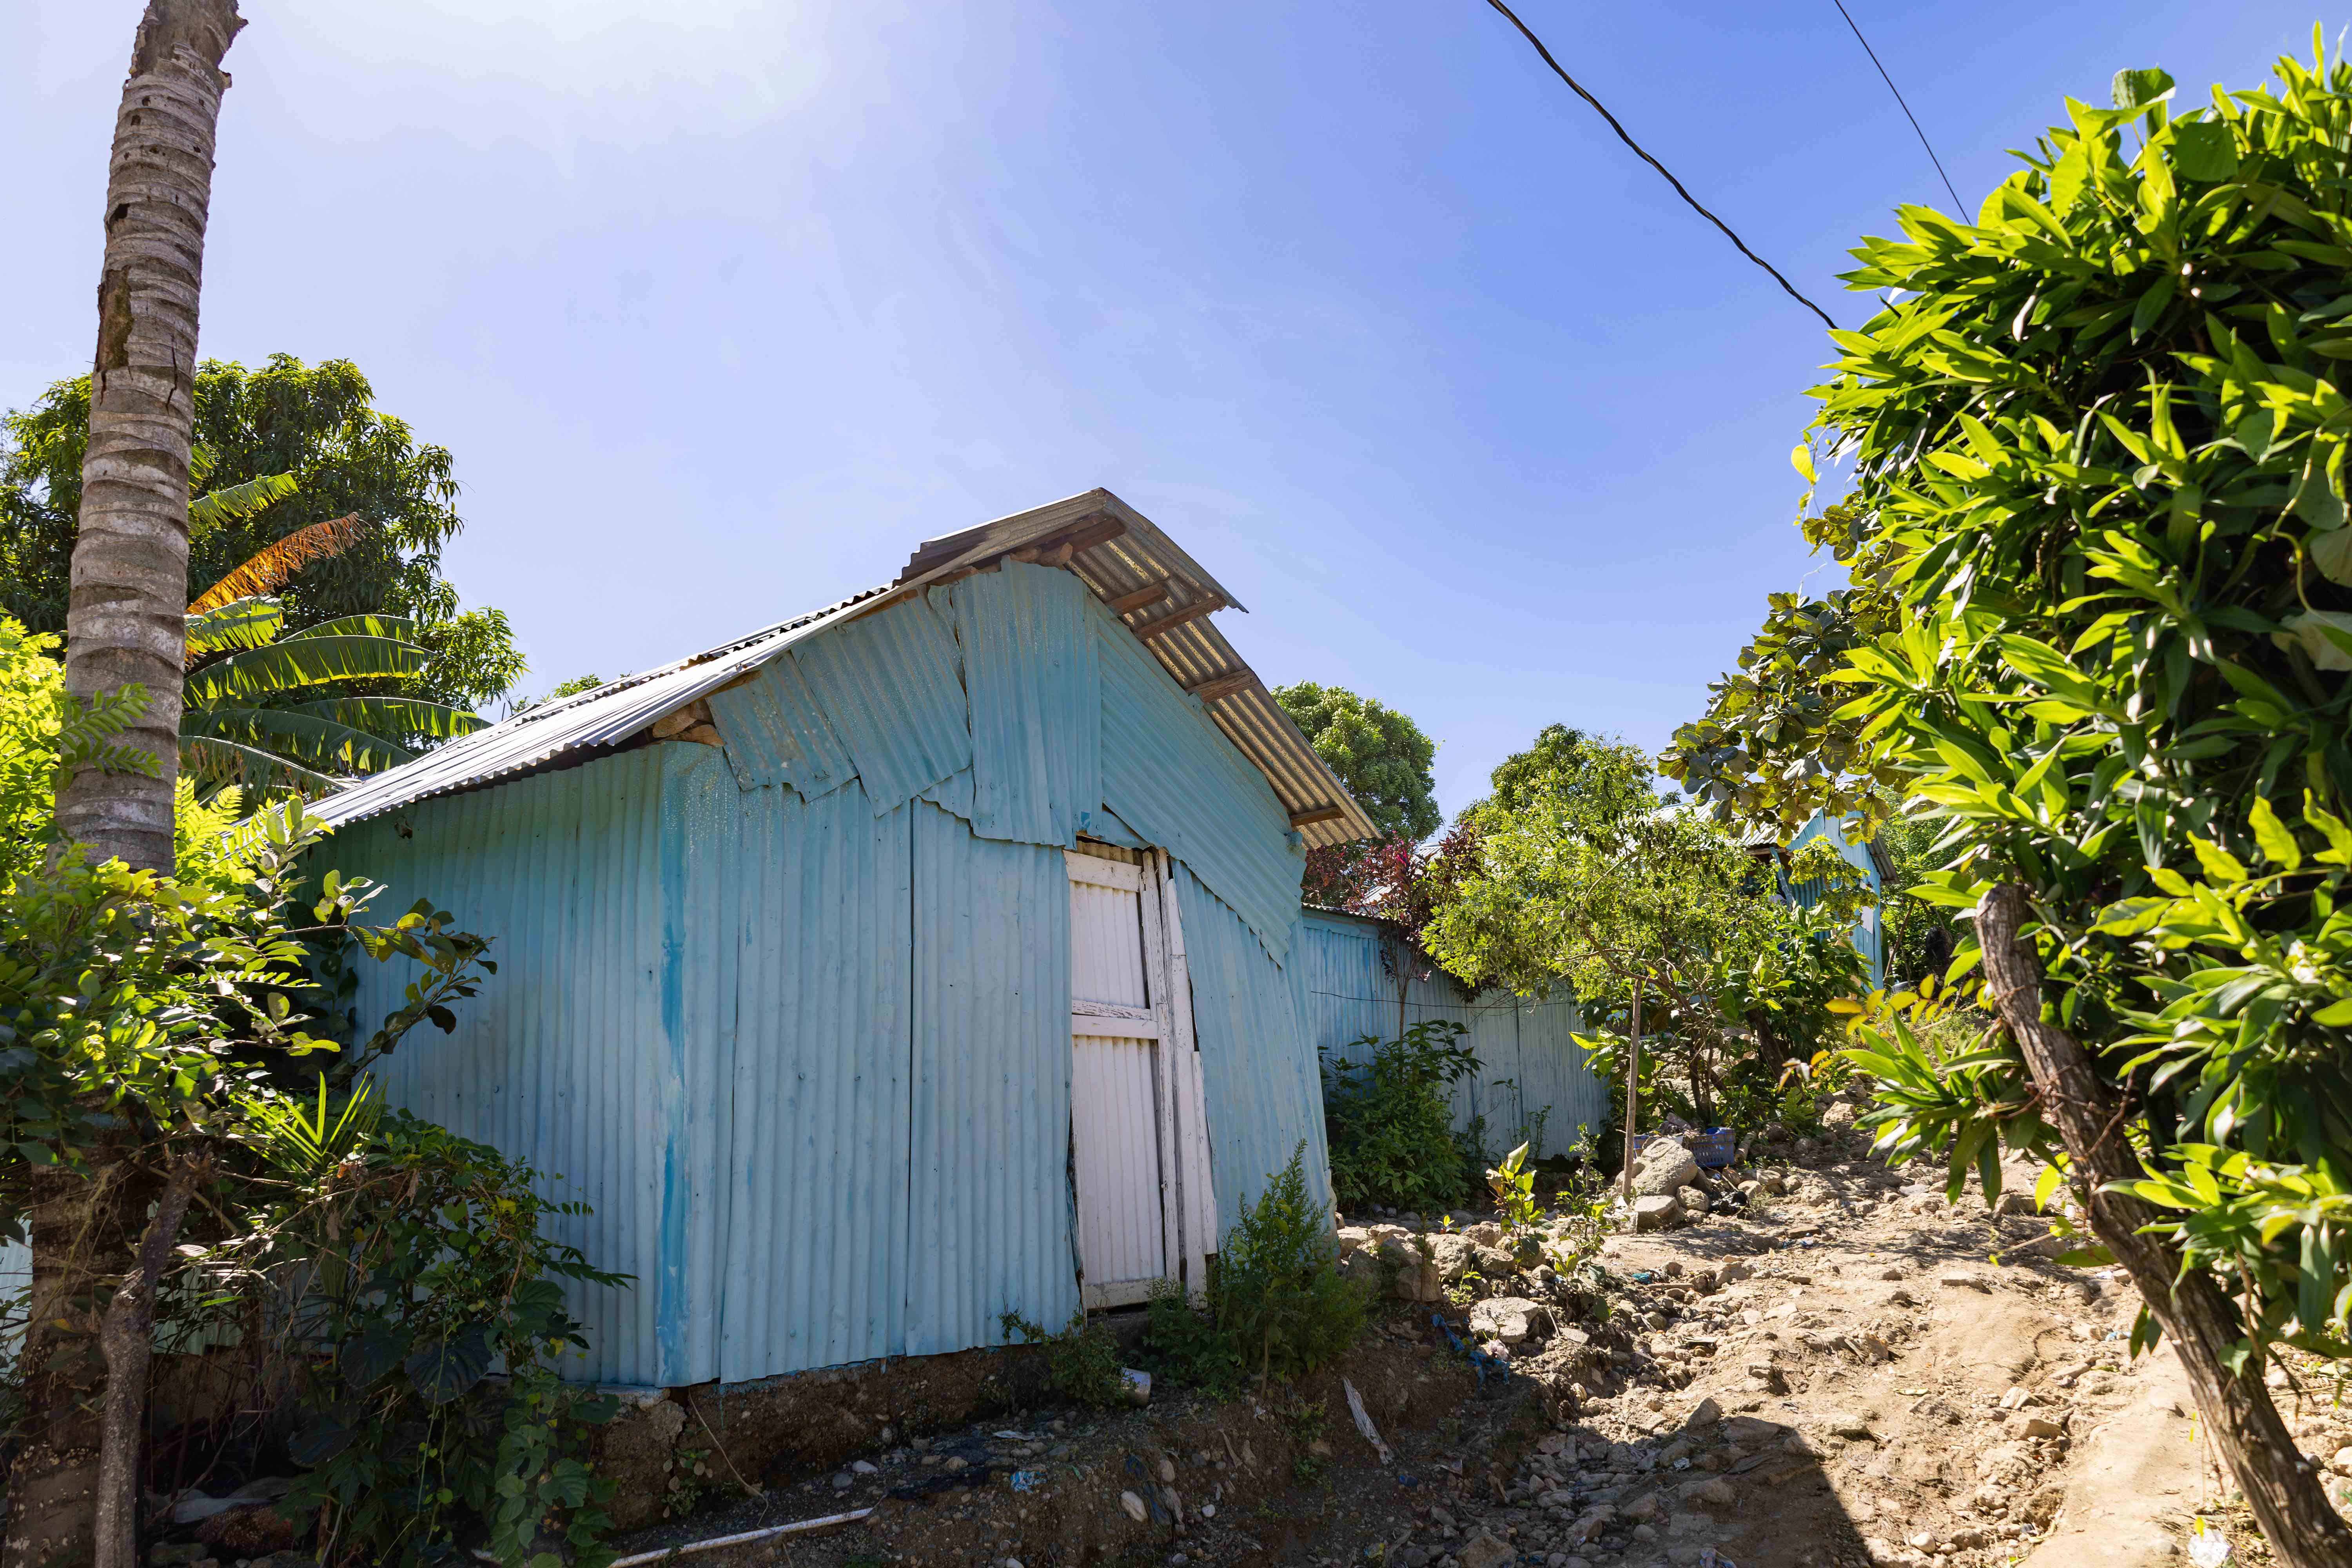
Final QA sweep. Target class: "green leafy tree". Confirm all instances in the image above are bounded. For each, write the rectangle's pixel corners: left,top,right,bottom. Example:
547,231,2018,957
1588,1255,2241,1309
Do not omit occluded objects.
1275,683,1440,911
1273,682,1440,840
1,355,525,713
1669,46,2352,1561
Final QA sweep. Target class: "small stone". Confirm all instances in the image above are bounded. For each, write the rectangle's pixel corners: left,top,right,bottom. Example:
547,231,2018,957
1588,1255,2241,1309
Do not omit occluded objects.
1201,1504,1215,1519
1938,1272,1989,1292
1120,1490,1149,1523
851,1459,878,1474
1829,1415,1875,1440
1676,1185,1711,1216
1633,1195,1685,1232
1632,1523,1659,1543
1158,1457,1176,1483
1455,1531,1515,1568
2020,1416,2065,1439
2333,1446,2352,1476
1684,1396,1723,1429
1909,1531,1935,1549
831,1472,854,1490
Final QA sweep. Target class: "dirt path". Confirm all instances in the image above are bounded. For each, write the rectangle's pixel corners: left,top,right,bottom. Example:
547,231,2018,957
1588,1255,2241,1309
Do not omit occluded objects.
617,1110,2350,1568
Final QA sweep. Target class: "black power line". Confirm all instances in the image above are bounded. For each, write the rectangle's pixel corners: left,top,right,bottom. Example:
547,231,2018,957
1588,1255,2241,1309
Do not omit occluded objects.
1830,0,1965,213
1480,0,1838,332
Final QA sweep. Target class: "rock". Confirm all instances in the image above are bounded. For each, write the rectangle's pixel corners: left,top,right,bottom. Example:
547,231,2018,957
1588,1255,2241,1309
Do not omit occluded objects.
1938,1272,1990,1292
1425,1232,1477,1283
1755,1172,1787,1198
1822,1101,1857,1128
1158,1456,1176,1483
1120,1490,1149,1523
194,1504,299,1555
1463,1221,1504,1248
1684,1396,1724,1429
1636,1144,1703,1197
1470,1297,1549,1344
851,1459,878,1474
1633,1195,1685,1231
1828,1415,1875,1440
2334,1446,2352,1476
1632,1523,1659,1543
1716,1260,1754,1286
1722,1416,1784,1446
228,1477,296,1503
1566,1505,1615,1543
832,1472,855,1490
170,1495,240,1526
1623,1494,1665,1523
2019,1416,2065,1439
1675,1184,1711,1216
1993,1191,2036,1216
1456,1531,1515,1568
1335,1226,1371,1258
1680,1477,1736,1507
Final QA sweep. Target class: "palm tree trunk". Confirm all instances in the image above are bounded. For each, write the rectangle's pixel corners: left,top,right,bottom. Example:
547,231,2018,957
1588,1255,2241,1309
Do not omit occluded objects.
11,7,243,1566
54,0,244,874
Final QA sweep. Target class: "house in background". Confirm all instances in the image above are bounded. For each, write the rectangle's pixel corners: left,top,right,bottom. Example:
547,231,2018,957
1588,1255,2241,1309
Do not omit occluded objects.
316,491,1379,1389
1744,815,1895,987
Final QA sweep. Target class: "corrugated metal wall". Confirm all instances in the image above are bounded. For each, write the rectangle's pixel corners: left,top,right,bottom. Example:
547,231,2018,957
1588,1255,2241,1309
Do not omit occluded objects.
333,748,673,1384
1094,595,1304,964
950,563,1101,850
1176,868,1331,1233
1785,815,1886,986
335,576,1320,1388
1293,912,1605,1161
906,800,1079,1354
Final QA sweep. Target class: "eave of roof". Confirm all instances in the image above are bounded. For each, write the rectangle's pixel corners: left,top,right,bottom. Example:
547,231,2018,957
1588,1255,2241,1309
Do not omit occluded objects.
314,489,1378,847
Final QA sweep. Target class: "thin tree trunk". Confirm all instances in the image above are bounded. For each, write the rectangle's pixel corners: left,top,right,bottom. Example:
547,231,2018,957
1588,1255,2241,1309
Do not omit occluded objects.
1979,884,2352,1566
1619,976,1644,1201
93,1155,205,1568
4,1161,136,1568
55,0,244,873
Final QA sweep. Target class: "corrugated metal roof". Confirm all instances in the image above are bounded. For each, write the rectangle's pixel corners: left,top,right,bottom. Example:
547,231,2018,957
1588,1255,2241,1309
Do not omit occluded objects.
315,491,1375,846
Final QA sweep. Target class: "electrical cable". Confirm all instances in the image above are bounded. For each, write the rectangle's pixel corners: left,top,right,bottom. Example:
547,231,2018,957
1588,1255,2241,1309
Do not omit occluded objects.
1829,0,1965,212
1480,0,1838,331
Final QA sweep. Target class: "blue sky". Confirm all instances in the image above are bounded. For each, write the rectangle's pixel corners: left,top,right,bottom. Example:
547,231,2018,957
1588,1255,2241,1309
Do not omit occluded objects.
1,1,2330,818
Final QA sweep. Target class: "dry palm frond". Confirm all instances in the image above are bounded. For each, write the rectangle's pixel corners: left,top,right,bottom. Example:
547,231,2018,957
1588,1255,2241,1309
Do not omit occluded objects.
188,513,370,615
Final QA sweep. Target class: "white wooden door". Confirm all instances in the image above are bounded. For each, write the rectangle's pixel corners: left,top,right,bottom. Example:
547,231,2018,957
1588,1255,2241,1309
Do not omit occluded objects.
1066,848,1217,1308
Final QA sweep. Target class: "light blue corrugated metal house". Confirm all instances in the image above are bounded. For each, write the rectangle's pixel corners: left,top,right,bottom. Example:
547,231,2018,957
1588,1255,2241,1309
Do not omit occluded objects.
316,492,1380,1388
1294,910,1605,1168
1746,814,1894,987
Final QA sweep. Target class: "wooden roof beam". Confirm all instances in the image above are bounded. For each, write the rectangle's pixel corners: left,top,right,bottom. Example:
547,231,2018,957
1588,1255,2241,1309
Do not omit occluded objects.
1133,595,1227,640
1107,582,1171,615
1182,671,1254,702
1288,805,1348,828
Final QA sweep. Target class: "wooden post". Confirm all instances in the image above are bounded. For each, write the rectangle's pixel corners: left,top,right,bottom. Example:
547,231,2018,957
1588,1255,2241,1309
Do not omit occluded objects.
1619,976,1644,1203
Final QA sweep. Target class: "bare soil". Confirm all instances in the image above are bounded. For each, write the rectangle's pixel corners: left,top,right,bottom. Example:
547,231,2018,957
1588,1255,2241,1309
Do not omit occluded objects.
589,1108,2352,1568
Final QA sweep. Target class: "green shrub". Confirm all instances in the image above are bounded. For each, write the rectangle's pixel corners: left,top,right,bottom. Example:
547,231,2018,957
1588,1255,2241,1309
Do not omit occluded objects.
1322,1020,1479,1212
1002,1309,1129,1410
1143,1145,1368,1392
252,1109,630,1568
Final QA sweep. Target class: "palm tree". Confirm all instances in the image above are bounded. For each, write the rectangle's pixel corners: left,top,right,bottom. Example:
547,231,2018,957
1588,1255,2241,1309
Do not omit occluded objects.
180,513,488,797
30,6,243,1566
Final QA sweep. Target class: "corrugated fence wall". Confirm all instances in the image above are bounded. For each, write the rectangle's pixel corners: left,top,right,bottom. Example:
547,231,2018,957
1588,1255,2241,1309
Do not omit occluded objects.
1293,911,1606,1163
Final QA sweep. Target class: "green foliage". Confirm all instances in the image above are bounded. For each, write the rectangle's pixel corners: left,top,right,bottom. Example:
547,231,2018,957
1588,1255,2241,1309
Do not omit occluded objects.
1002,1308,1131,1410
1142,1277,1245,1396
181,597,488,796
1323,1020,1479,1212
1149,1146,1368,1392
1,356,526,710
1213,1145,1368,1382
1687,44,2352,1363
243,1112,626,1568
1272,683,1440,841
1485,1142,1539,1233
